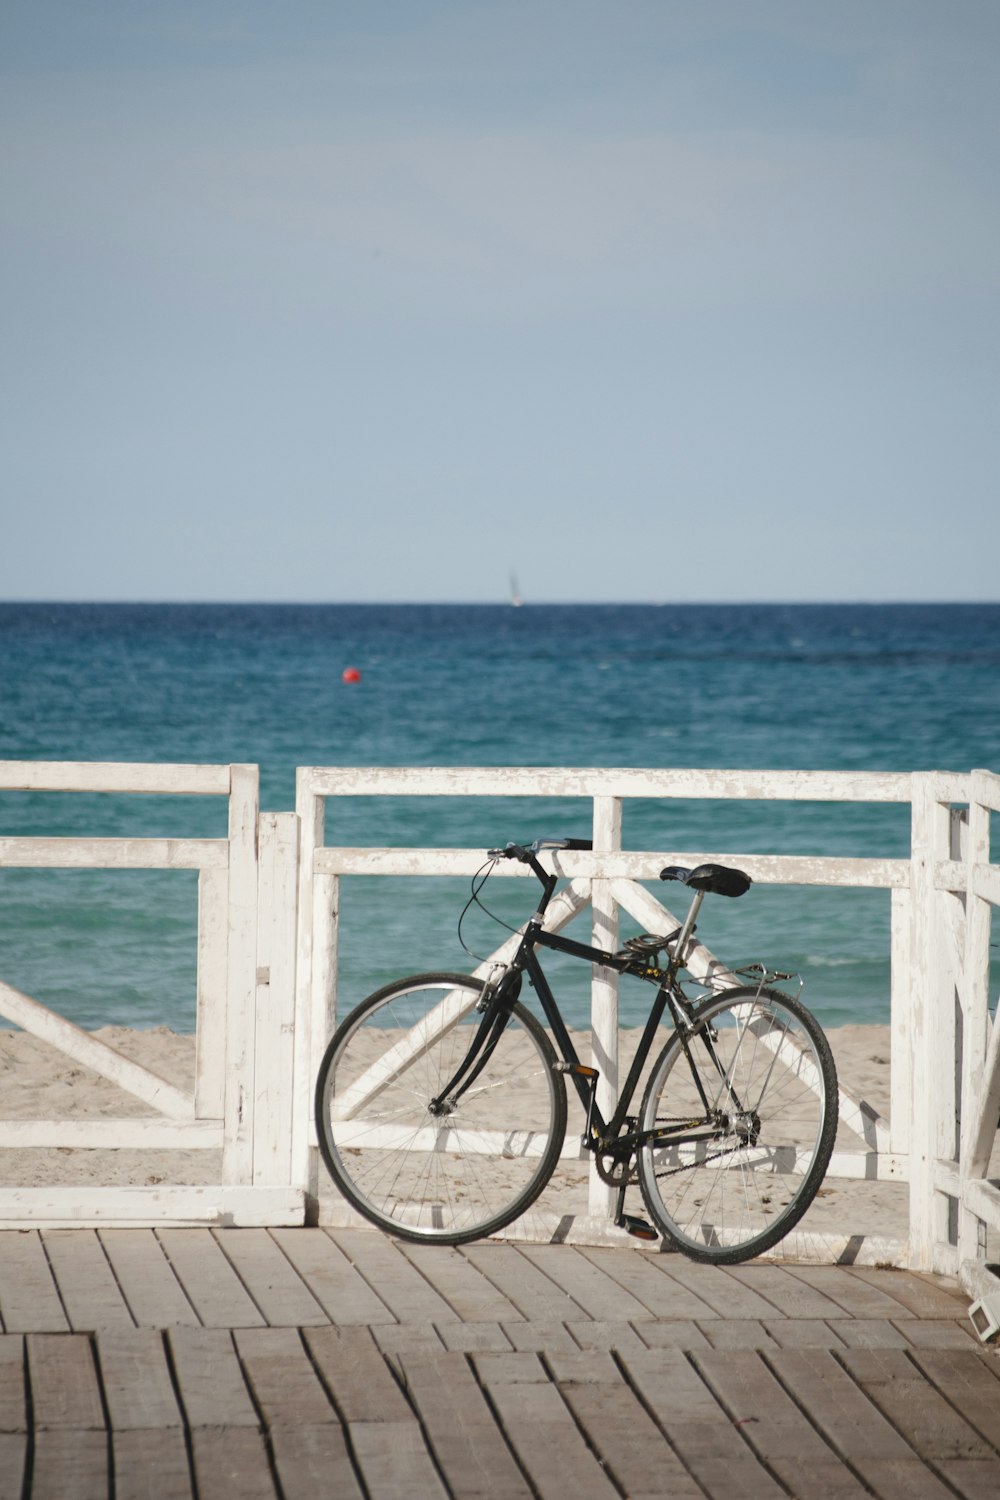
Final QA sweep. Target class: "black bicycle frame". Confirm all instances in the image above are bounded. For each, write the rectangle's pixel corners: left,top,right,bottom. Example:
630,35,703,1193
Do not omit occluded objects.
524,925,681,1146
435,850,740,1157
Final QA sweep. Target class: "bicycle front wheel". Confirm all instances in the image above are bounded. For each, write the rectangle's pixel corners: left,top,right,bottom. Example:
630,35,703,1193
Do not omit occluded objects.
315,972,568,1245
637,987,837,1263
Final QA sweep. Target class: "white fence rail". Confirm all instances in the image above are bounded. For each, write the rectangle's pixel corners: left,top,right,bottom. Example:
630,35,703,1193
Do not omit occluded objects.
2,761,998,1303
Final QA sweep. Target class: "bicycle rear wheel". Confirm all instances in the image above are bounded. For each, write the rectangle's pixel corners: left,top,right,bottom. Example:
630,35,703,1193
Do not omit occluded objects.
637,986,837,1263
315,972,567,1245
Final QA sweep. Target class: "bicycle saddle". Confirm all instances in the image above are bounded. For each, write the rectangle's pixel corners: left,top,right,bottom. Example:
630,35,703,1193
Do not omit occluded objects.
659,862,752,898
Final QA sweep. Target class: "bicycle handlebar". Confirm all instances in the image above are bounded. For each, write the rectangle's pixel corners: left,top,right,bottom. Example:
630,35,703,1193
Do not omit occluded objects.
488,837,593,862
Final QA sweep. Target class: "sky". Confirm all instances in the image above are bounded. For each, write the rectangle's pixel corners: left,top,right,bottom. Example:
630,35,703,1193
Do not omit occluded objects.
2,0,998,603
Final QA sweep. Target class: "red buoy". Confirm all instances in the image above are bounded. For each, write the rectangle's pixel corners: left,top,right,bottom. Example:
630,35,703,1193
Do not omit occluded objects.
342,666,362,684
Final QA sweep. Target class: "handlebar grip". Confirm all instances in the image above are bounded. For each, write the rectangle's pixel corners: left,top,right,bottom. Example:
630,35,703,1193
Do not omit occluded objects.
487,843,529,861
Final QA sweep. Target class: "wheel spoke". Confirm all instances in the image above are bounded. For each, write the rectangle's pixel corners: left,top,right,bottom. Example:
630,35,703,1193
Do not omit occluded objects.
316,974,567,1244
638,987,837,1263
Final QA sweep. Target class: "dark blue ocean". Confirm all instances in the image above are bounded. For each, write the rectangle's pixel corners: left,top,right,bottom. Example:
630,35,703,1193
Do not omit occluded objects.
1,603,998,1031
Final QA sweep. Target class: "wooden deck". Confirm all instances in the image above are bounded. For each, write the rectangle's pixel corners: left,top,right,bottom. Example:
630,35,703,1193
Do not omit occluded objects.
0,1227,996,1499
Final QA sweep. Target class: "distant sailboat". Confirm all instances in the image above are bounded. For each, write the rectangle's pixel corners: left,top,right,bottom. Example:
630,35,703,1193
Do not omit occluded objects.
510,571,523,607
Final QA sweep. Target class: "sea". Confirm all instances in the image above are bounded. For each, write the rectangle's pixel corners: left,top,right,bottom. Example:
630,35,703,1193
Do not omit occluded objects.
1,602,998,1033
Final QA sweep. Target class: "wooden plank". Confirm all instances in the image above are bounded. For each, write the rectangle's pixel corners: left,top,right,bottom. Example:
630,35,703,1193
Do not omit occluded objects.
400,1243,526,1323
252,813,298,1186
762,1320,847,1349
0,1184,303,1227
300,763,915,803
473,1352,549,1385
195,864,228,1120
698,1320,778,1350
635,1321,712,1350
396,1349,533,1499
0,760,231,794
0,1434,26,1500
291,781,324,1190
112,1427,193,1500
501,1321,579,1353
653,1259,789,1320
558,1380,706,1500
349,1419,450,1500
564,1321,648,1354
545,1350,620,1384
833,1320,911,1349
0,1231,68,1332
516,1244,654,1322
96,1329,183,1430
42,1229,136,1331
590,793,621,1220
0,835,227,870
909,1351,1000,1450
28,1333,105,1429
371,1324,445,1356
849,1269,972,1319
190,1427,278,1500
895,1321,979,1349
481,1379,625,1500
233,1327,338,1428
268,1227,396,1324
765,1348,956,1499
98,1230,200,1327
460,1244,588,1322
222,763,260,1186
156,1229,265,1328
211,1229,328,1326
576,1244,720,1319
0,1337,26,1433
726,1264,852,1320
269,1426,365,1500
694,1348,869,1497
0,1118,221,1148
0,982,194,1117
303,1325,414,1424
326,1230,460,1323
787,1265,918,1319
620,1349,789,1499
840,1349,999,1462
31,1429,109,1500
437,1323,513,1352
0,1341,26,1498
167,1328,260,1428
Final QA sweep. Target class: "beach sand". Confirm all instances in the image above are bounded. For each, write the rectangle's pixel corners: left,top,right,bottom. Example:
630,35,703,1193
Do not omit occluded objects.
6,1018,996,1257
0,1021,921,1249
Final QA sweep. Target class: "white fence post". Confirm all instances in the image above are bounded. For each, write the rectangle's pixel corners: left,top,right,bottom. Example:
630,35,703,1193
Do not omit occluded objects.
908,775,956,1269
958,770,997,1275
589,795,622,1218
222,764,260,1186
252,812,299,1186
195,866,228,1121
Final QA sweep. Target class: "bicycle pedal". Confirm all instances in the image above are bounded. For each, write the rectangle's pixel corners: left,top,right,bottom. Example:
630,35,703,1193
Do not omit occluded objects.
616,1213,659,1243
552,1062,598,1079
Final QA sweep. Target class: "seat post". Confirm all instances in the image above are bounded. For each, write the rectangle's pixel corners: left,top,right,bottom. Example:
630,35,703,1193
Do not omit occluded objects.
674,888,706,966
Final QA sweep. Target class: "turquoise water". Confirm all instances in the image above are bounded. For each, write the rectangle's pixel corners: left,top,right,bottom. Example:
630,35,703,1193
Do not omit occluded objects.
1,602,998,1030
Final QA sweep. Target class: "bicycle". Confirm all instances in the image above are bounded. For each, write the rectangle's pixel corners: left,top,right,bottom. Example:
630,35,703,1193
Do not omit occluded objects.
314,837,838,1263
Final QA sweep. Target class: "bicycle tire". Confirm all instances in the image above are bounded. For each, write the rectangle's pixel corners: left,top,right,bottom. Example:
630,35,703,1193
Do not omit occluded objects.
637,986,838,1264
315,971,568,1245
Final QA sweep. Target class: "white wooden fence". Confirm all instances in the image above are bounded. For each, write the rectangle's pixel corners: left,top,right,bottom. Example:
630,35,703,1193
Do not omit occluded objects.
296,765,1000,1300
2,761,998,1304
0,761,301,1226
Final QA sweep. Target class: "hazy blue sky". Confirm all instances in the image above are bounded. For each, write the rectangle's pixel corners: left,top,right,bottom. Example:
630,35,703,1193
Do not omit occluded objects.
2,1,998,602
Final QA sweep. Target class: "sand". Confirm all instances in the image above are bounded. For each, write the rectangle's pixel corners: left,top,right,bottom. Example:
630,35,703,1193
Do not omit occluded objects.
0,1021,916,1247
